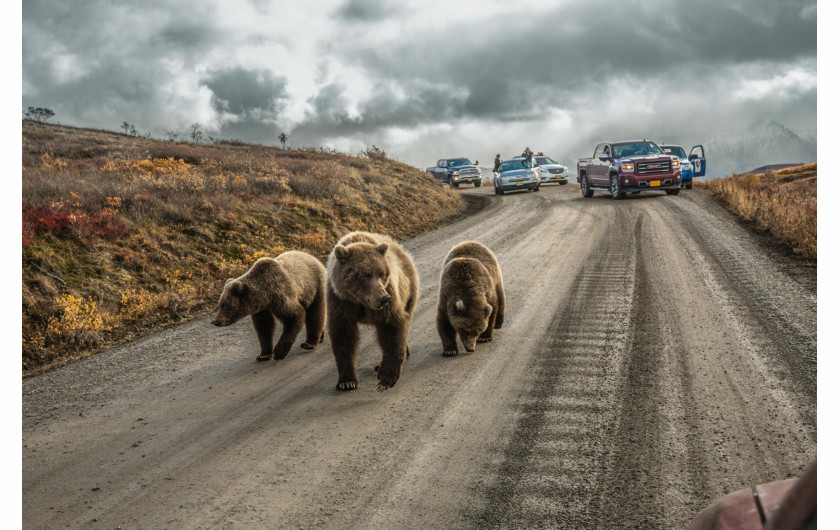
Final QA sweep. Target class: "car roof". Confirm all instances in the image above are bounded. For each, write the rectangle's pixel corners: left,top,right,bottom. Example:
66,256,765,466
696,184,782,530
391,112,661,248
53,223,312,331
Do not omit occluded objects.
659,144,684,149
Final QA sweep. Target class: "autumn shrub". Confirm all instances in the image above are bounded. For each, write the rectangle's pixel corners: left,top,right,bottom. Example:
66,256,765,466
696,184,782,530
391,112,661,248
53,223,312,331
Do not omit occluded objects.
702,163,816,259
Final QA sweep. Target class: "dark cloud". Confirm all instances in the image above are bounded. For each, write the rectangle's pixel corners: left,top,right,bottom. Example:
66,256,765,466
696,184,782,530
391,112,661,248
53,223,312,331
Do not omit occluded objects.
334,0,402,22
21,0,816,169
201,67,288,117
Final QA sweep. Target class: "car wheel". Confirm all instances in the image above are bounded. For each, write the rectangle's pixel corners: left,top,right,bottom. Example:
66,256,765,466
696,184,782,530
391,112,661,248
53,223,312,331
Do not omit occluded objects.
580,173,594,198
686,183,693,190
666,189,680,196
534,184,540,192
474,181,481,188
610,174,625,200
560,181,568,185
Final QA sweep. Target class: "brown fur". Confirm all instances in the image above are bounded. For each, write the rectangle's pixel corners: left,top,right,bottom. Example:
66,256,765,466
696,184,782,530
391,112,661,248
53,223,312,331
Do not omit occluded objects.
326,231,419,391
436,241,505,356
211,250,327,362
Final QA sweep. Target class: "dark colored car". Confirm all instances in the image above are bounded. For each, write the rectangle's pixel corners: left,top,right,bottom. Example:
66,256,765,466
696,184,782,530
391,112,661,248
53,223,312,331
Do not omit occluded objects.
577,140,683,199
426,158,482,188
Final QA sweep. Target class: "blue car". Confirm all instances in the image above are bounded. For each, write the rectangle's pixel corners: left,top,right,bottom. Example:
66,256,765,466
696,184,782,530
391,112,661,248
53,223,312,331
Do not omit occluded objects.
660,144,706,189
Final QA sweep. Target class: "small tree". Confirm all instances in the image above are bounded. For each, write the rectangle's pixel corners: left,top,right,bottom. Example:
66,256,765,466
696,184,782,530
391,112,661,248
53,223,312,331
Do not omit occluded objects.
278,132,288,149
190,123,203,142
25,107,55,123
121,121,131,134
129,124,137,136
167,131,179,141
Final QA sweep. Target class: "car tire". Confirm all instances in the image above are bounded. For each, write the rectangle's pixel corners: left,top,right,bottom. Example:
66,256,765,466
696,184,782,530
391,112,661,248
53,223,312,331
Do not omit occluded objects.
448,177,454,189
686,183,693,190
580,173,594,198
666,189,680,196
560,180,568,185
534,184,540,192
453,182,460,188
474,181,481,188
610,174,625,200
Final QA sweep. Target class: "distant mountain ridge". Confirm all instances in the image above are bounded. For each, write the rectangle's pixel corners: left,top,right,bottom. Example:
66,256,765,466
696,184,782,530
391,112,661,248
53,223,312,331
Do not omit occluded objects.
705,119,816,178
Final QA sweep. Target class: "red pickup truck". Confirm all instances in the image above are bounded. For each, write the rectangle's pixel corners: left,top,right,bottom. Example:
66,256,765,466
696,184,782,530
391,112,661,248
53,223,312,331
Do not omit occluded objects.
577,140,683,199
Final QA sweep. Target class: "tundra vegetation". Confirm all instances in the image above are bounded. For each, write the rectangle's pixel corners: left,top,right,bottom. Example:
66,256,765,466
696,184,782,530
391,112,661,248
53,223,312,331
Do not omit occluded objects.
22,121,466,373
700,163,816,259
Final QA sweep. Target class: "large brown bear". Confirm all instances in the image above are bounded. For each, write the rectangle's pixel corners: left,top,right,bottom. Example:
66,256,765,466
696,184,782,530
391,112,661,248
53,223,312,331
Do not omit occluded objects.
326,231,419,391
211,250,327,362
436,241,505,356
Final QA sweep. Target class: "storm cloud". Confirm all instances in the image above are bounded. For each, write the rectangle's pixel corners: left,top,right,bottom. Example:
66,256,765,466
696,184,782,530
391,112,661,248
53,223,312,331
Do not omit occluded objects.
22,0,816,171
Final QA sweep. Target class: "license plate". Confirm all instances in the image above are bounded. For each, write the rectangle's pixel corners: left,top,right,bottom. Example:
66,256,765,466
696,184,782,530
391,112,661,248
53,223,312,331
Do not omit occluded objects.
516,182,523,186
650,180,661,187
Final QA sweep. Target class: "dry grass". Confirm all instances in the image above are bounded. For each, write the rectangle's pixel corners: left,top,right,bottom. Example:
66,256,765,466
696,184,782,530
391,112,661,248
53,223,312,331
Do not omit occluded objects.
700,163,816,259
22,121,466,373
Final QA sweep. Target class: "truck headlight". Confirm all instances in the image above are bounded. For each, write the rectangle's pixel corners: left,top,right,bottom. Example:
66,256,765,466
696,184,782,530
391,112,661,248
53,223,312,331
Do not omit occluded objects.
621,163,634,172
451,171,460,176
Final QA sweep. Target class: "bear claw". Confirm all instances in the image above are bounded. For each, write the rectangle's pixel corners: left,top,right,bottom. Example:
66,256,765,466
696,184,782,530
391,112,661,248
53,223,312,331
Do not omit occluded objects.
477,337,492,343
336,381,358,391
300,342,317,350
256,353,272,362
442,349,458,357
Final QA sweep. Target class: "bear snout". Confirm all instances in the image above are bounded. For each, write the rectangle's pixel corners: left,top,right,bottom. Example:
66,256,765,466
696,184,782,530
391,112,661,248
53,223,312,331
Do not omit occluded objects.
211,317,228,327
379,294,392,305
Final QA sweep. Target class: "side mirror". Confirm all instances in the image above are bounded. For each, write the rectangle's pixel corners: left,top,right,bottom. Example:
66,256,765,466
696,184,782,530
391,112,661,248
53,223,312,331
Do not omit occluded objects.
474,160,479,165
598,153,610,161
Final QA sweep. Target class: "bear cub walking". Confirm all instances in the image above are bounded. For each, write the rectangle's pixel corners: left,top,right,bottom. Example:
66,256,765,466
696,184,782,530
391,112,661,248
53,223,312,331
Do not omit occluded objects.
212,250,327,362
327,231,419,391
437,241,505,356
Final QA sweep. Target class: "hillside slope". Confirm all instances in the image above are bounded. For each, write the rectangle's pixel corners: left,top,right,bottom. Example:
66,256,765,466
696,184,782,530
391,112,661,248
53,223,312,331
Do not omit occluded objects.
22,121,467,373
700,163,816,259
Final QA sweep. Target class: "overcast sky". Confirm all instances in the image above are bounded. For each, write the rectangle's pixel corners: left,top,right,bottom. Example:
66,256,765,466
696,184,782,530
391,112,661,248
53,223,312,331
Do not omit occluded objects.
22,0,817,167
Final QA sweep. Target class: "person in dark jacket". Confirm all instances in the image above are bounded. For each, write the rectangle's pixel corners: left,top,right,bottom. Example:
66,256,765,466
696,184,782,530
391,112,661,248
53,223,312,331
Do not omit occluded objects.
493,154,502,173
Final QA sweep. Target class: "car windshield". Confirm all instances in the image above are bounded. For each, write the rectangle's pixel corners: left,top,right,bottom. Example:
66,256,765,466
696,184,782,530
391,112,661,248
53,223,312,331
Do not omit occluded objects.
661,146,687,159
500,160,532,172
534,156,558,165
447,158,471,167
612,142,664,157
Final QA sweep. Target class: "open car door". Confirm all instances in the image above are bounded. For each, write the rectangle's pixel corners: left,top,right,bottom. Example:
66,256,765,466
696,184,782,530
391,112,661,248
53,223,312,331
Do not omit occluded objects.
689,145,706,177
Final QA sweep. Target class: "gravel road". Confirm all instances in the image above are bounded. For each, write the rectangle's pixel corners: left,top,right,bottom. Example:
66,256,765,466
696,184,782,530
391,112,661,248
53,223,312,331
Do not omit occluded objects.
23,184,816,529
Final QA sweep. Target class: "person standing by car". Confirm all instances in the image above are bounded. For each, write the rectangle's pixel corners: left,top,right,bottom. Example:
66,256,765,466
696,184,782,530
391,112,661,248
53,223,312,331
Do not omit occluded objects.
521,147,533,164
493,154,502,175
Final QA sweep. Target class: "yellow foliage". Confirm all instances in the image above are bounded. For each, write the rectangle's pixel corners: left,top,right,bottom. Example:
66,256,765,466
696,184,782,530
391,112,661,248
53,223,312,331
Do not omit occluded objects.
41,152,68,171
47,294,113,338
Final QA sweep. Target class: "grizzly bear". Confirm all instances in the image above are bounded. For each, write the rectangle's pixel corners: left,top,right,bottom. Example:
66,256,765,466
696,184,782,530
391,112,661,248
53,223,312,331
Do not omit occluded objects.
211,250,327,362
436,241,505,356
326,231,419,391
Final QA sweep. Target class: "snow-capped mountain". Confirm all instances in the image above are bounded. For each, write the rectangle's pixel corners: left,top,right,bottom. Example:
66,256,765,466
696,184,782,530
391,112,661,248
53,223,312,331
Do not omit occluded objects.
705,119,816,178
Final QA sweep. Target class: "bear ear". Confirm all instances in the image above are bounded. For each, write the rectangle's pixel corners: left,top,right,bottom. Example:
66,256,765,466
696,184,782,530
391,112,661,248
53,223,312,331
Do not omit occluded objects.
231,280,248,297
335,246,350,263
375,243,389,255
224,278,234,285
455,300,465,312
484,304,493,317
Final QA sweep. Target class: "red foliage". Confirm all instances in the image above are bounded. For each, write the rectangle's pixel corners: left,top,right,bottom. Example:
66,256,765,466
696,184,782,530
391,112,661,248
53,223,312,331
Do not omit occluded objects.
22,200,128,247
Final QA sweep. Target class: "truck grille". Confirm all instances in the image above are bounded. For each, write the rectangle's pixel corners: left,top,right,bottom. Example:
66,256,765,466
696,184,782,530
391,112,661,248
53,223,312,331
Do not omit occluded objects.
459,168,478,177
636,161,671,175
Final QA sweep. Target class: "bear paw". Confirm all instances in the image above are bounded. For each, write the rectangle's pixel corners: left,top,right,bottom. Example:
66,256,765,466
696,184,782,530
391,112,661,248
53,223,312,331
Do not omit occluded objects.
336,380,358,391
376,370,400,392
442,349,458,357
477,337,493,343
300,342,317,351
256,353,272,362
